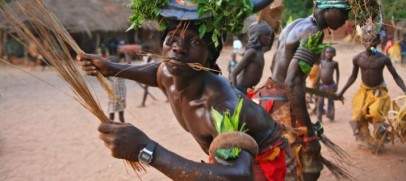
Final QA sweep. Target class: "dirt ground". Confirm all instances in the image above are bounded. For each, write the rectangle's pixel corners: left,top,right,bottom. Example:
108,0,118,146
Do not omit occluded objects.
0,42,405,181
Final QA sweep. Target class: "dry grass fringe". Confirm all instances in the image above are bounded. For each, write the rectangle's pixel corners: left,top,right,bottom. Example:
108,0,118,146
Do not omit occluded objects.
322,156,355,181
0,0,145,172
320,135,352,166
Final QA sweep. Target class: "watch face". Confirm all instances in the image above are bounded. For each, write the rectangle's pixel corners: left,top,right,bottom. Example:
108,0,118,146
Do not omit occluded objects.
140,152,152,162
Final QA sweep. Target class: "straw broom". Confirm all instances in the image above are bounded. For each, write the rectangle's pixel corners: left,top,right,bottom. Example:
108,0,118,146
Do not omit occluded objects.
0,0,145,172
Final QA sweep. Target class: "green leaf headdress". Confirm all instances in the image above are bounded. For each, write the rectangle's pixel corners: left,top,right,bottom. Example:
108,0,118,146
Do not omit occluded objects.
128,0,271,47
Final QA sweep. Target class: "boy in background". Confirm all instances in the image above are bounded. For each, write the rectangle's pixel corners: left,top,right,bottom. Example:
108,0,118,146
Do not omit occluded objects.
227,53,238,80
317,46,339,122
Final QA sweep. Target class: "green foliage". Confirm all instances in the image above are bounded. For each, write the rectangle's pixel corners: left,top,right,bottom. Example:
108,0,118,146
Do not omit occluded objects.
298,60,313,75
215,148,242,160
211,98,247,134
298,32,335,74
286,16,294,25
280,0,313,26
193,0,254,46
128,0,169,31
382,0,406,20
211,97,247,160
300,32,335,55
128,0,254,46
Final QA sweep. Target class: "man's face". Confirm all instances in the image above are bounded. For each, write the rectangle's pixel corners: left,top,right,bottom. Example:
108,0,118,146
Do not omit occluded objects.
324,48,335,60
162,29,210,76
369,36,381,48
324,8,349,30
259,32,273,50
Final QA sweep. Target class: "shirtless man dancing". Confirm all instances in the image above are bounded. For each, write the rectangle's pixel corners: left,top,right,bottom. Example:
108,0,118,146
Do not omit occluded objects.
79,0,293,180
337,36,406,148
257,1,350,180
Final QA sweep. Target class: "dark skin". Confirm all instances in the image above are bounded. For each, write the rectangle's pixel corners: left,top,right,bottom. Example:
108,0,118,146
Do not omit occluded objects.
319,47,339,87
316,47,339,121
79,28,281,180
270,8,348,180
231,32,274,90
337,37,406,98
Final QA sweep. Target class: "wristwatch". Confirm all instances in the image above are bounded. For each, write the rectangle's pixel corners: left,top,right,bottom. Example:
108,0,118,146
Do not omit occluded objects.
138,141,157,164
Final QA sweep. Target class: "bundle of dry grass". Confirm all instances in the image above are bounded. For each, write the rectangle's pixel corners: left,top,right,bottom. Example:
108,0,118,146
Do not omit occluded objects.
388,96,406,144
0,0,145,172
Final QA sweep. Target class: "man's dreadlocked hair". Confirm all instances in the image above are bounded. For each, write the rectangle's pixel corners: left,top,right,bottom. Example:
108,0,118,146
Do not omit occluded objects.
162,20,223,74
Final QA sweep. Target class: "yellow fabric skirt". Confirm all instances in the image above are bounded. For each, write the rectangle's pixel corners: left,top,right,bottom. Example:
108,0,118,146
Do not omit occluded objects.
352,83,391,123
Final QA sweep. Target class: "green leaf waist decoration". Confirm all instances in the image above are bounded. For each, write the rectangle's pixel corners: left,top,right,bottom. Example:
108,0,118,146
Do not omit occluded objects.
211,98,247,160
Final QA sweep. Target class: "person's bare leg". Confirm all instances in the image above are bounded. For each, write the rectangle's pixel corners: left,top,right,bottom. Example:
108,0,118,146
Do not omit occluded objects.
109,113,114,122
139,85,148,107
119,111,125,123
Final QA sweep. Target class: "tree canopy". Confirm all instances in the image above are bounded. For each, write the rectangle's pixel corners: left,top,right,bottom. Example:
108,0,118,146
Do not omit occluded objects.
382,0,406,20
280,0,313,25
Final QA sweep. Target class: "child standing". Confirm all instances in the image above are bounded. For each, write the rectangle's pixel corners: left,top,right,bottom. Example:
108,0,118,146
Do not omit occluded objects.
227,53,237,80
107,57,126,122
317,46,340,122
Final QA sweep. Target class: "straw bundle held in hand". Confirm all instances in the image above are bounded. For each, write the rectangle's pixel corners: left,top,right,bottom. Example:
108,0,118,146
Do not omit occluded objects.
0,0,145,172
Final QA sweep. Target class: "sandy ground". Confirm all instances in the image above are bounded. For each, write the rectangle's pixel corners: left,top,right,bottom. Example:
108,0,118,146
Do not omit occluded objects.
0,42,406,181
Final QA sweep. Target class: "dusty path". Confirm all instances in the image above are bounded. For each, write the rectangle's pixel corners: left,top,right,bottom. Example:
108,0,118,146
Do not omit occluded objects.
0,42,405,181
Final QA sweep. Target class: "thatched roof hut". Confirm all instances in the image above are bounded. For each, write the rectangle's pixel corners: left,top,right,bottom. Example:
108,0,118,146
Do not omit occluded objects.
0,0,162,55
0,0,157,34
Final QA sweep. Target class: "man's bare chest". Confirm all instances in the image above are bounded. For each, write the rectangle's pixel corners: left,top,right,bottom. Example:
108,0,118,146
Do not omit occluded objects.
166,87,215,134
358,57,385,69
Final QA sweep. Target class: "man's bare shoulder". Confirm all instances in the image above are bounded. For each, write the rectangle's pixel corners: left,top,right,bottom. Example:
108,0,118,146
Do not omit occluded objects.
376,52,391,61
285,17,319,43
243,49,257,58
353,51,365,62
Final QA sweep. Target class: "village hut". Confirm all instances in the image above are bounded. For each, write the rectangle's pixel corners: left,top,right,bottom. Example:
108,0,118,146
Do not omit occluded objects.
0,0,161,57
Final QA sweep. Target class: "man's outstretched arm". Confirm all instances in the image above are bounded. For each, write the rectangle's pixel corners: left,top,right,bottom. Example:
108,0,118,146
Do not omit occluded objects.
337,57,359,97
385,57,406,93
153,145,254,180
98,123,254,181
78,53,160,87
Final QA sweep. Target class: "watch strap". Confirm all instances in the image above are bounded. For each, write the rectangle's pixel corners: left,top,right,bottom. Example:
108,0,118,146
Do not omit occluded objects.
145,141,157,153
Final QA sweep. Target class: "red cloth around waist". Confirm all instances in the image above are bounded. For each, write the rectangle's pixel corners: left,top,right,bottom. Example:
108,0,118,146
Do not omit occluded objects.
255,142,286,181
